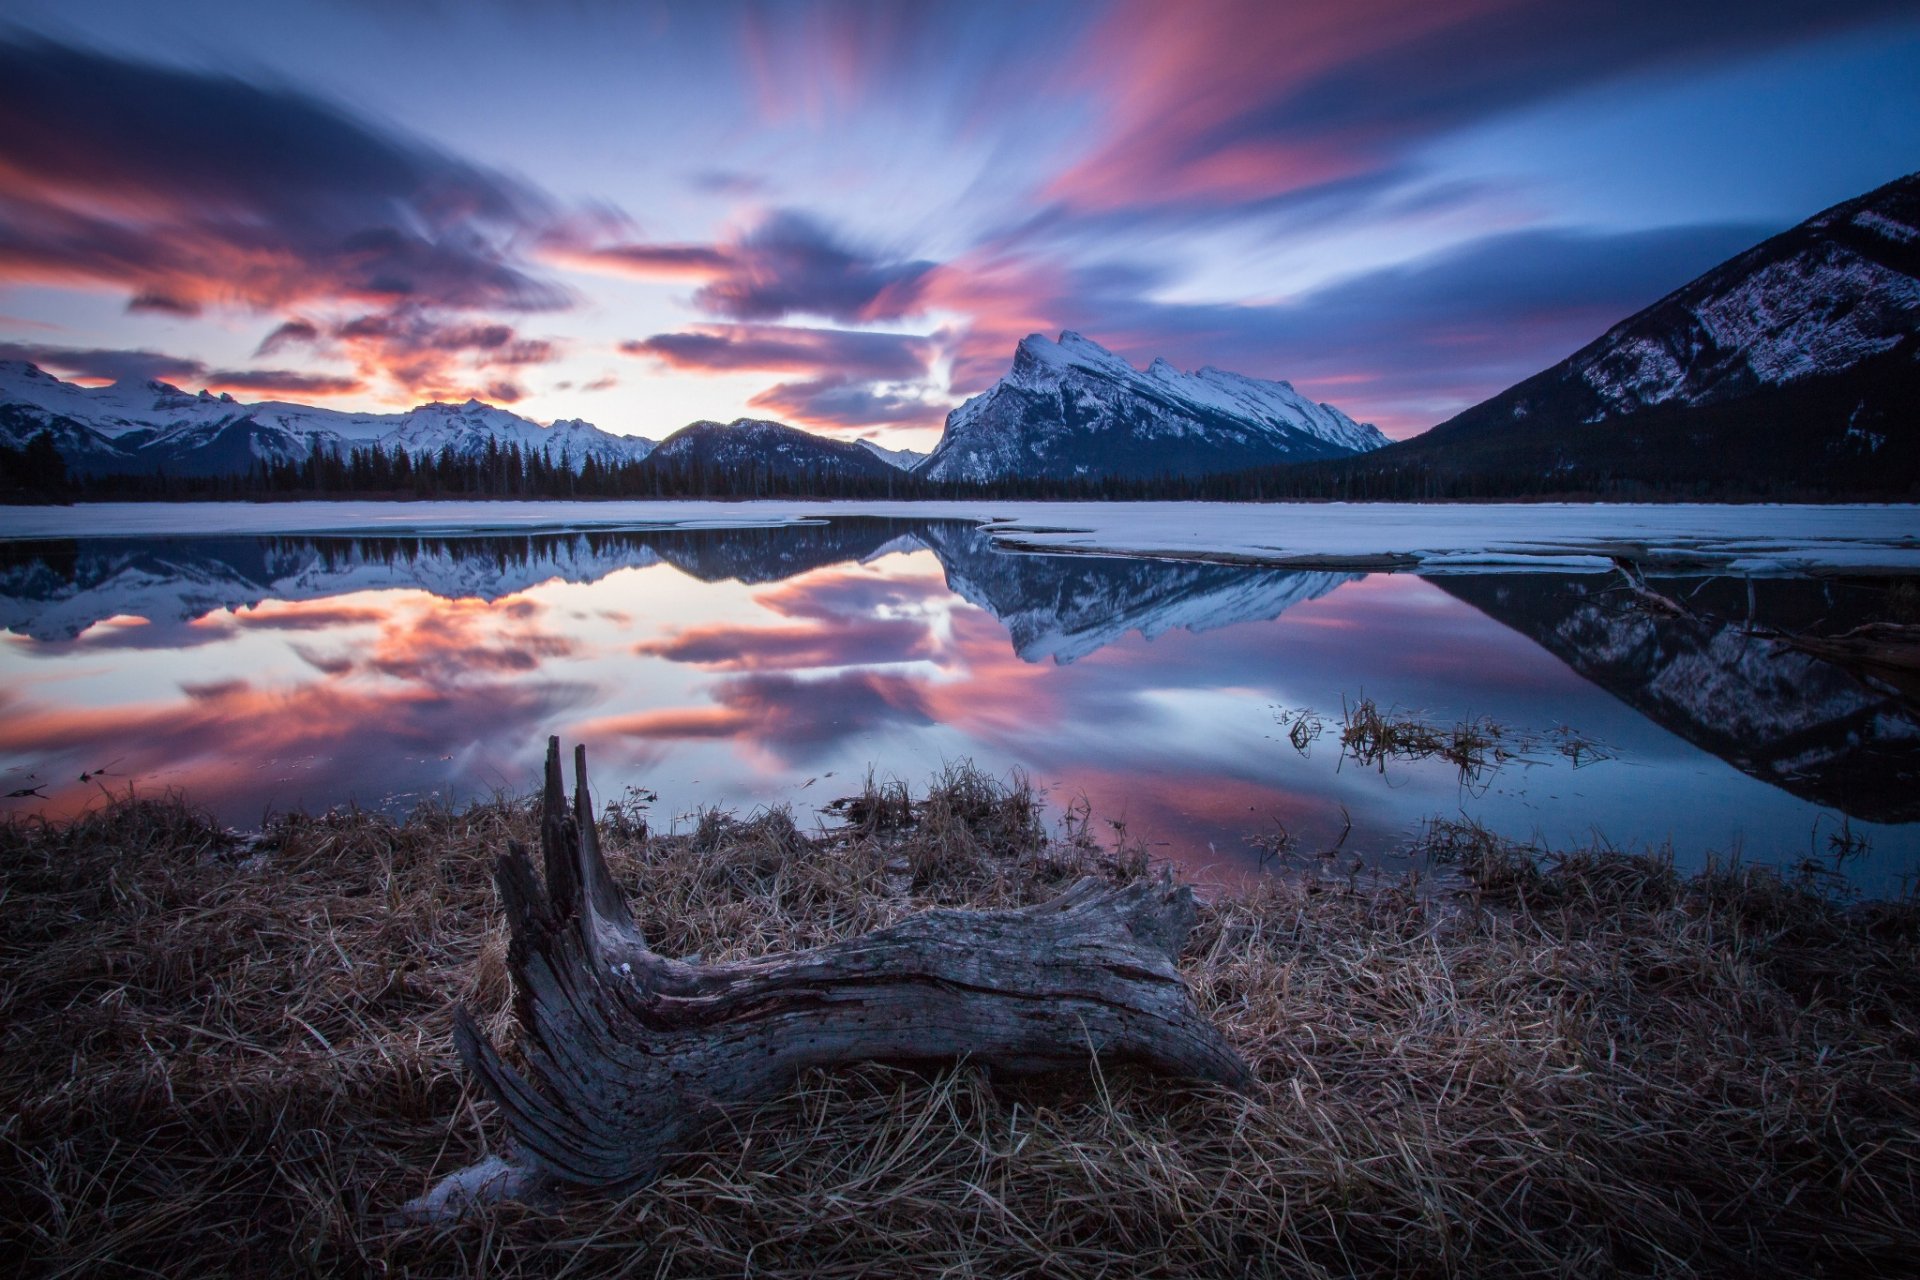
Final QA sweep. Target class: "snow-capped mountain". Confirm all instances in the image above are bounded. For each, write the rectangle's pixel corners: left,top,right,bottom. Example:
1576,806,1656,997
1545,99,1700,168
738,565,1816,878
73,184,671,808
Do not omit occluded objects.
0,361,657,476
917,331,1387,483
1393,170,1920,490
857,439,927,471
647,418,902,482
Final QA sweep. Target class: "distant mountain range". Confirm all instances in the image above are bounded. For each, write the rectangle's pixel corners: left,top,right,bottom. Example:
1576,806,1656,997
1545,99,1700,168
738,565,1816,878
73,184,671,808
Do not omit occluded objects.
647,418,901,483
0,361,659,477
0,333,1384,489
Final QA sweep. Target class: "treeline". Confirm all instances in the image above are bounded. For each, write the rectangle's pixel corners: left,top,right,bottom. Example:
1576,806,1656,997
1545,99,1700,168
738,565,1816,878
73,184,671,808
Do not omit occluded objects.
3,427,1910,505
5,432,1300,503
0,431,74,502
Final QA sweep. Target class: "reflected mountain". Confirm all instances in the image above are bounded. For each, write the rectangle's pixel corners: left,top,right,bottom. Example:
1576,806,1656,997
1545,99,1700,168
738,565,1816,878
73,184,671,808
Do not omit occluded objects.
1437,574,1920,823
0,519,1356,662
642,519,921,584
912,521,1355,663
0,532,664,641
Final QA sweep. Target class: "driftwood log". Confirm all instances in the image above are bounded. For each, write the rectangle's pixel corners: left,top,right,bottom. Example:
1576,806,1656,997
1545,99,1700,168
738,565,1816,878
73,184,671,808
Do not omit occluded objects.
420,737,1249,1212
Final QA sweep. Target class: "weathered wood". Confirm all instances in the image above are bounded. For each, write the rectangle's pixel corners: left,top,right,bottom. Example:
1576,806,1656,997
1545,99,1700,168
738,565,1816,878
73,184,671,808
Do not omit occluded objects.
1779,622,1920,704
445,737,1251,1196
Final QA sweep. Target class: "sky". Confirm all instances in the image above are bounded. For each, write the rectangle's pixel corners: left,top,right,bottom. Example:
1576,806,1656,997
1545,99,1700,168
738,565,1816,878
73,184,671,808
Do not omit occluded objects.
1,1,1916,448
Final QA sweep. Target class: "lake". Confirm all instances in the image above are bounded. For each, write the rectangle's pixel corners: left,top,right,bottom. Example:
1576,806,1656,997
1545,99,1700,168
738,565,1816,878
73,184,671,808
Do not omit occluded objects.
3,507,1917,895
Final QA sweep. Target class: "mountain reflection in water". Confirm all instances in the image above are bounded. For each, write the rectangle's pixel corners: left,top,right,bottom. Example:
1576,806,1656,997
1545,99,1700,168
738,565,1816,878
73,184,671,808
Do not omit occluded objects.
2,519,1914,893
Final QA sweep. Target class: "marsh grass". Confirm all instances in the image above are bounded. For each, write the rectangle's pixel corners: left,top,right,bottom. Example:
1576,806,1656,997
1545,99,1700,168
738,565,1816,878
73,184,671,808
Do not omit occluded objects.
3,771,1918,1278
1338,695,1517,787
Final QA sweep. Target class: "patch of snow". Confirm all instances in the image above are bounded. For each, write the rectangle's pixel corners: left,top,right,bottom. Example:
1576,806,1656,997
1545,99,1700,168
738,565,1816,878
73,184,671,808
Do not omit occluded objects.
1853,209,1918,244
857,439,927,471
1688,246,1919,386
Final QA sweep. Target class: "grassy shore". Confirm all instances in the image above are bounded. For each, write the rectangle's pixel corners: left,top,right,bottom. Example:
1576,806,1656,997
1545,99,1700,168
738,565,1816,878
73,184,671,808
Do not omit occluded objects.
3,772,1917,1278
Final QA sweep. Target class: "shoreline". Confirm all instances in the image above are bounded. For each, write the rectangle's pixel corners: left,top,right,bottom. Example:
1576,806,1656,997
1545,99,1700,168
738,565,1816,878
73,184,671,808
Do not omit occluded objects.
5,772,1917,1276
2,497,1918,576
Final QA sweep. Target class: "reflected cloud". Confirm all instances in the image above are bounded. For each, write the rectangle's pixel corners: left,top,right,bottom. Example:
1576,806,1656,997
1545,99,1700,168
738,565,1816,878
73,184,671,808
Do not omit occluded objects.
231,601,390,631
0,670,593,821
586,669,935,761
367,596,578,685
636,616,934,672
2,518,1914,853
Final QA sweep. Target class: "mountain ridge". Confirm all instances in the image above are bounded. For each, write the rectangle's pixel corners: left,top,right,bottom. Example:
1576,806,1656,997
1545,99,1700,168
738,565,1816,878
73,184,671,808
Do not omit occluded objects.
1344,171,1920,494
0,361,660,477
647,418,904,482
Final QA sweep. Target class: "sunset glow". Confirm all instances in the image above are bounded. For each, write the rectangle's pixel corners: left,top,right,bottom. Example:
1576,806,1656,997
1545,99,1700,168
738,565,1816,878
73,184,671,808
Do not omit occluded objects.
2,2,1915,445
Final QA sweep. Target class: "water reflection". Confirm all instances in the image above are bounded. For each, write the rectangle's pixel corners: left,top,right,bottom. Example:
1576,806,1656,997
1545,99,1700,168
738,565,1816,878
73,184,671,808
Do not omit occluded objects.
1434,575,1919,822
2,520,1914,892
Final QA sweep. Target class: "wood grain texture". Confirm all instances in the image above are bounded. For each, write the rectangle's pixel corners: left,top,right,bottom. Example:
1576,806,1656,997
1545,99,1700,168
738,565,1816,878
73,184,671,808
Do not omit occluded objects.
453,738,1251,1191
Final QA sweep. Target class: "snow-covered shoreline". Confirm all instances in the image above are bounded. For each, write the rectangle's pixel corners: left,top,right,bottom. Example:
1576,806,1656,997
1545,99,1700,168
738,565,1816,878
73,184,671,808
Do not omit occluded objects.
1,499,1916,574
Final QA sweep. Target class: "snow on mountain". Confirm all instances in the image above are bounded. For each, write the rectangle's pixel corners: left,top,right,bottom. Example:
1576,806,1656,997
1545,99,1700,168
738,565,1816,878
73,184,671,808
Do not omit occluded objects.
918,331,1387,483
1405,170,1920,488
857,439,928,471
647,418,901,482
0,362,656,475
1571,179,1920,417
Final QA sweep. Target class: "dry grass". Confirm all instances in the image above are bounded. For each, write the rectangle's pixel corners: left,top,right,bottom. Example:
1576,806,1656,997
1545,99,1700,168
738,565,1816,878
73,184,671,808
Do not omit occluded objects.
3,770,1918,1278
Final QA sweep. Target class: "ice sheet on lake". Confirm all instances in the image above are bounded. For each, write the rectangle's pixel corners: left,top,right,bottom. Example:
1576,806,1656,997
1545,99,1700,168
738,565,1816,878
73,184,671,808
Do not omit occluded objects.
2,500,1915,574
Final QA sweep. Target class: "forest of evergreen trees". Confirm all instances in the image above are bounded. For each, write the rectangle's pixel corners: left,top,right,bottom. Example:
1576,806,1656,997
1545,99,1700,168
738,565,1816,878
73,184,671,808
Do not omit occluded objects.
0,427,1904,505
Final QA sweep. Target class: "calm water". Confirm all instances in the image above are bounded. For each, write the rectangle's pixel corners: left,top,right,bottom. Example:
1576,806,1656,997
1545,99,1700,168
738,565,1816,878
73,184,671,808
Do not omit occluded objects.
3,518,1916,894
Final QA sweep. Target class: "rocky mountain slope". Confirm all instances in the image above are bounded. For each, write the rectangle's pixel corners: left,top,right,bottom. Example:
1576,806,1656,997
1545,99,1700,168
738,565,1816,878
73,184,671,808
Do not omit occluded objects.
1368,171,1920,492
646,418,903,484
918,331,1386,483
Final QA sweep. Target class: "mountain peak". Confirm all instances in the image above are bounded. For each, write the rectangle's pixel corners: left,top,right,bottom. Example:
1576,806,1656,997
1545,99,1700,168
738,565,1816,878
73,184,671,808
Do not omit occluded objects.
1012,330,1139,384
923,333,1386,482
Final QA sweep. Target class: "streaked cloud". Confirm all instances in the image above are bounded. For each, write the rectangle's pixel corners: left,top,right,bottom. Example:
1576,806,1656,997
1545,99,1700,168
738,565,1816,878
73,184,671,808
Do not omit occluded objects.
561,210,934,323
0,340,366,398
0,38,572,315
620,323,932,379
